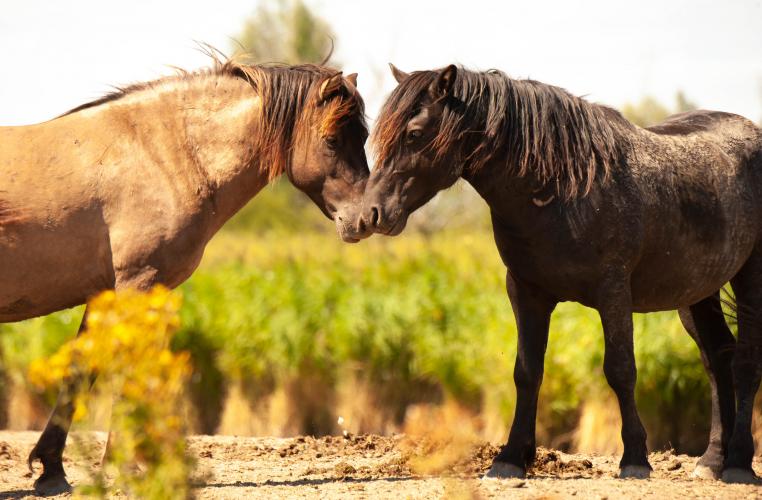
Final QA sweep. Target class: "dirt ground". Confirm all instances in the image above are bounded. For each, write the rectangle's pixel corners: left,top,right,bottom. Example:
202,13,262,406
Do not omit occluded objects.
2,431,762,499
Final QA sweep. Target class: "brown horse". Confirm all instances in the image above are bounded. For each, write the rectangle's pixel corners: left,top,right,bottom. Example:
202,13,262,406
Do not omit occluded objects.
360,63,762,483
0,56,370,494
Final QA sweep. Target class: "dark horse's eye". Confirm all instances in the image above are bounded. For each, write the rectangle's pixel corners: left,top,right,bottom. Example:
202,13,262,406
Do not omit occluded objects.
324,135,338,148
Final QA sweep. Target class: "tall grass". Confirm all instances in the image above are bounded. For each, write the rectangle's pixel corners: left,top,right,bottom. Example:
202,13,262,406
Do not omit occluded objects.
1,229,715,453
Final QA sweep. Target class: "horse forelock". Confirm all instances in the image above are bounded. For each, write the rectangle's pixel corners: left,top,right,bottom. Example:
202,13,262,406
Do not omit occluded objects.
372,66,631,200
371,70,436,169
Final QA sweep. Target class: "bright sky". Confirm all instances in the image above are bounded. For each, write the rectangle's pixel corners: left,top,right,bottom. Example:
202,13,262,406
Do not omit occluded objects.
1,0,761,127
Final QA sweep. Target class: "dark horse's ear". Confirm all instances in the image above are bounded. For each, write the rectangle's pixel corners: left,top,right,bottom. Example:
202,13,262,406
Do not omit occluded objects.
389,63,409,83
319,72,344,101
345,73,358,89
429,64,457,98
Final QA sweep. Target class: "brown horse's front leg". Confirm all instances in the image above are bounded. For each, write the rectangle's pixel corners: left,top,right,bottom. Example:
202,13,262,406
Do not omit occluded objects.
28,307,92,495
598,279,651,478
484,271,556,479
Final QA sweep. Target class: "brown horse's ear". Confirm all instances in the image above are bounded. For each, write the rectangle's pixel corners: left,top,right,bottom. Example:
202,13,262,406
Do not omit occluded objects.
319,72,344,101
345,73,358,88
389,63,409,83
430,64,457,97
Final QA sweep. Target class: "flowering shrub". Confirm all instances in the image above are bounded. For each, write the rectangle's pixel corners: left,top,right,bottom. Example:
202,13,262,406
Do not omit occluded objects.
29,286,193,499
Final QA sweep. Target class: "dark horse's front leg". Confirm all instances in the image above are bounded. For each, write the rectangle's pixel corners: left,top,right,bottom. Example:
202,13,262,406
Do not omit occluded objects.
484,271,556,479
598,278,651,478
27,307,91,496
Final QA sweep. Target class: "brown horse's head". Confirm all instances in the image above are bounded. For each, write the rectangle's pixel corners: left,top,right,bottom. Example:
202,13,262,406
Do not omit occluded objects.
242,64,371,242
360,64,464,236
291,71,371,242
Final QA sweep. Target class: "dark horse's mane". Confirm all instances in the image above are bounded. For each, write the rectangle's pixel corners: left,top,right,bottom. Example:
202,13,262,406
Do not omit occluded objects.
373,67,633,200
62,54,365,180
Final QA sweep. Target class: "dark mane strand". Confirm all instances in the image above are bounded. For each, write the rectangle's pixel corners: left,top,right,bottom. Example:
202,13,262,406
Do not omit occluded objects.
372,67,631,200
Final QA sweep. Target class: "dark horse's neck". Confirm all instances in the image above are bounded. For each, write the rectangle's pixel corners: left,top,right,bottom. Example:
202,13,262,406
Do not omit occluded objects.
457,72,633,206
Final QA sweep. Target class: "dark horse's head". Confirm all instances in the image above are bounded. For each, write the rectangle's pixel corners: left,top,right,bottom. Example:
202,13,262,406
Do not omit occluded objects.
359,64,463,236
359,63,621,236
237,64,371,242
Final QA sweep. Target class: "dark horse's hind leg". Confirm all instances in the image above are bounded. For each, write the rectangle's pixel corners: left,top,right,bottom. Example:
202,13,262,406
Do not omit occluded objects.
28,307,91,496
678,294,736,479
598,279,651,478
722,255,762,483
484,271,556,479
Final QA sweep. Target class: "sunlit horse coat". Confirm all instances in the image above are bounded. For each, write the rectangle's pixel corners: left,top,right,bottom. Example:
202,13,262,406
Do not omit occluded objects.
0,56,370,494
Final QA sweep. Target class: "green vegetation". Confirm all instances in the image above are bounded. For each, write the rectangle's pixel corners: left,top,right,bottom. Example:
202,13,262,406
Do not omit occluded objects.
621,90,697,127
0,0,724,456
2,227,714,454
235,0,335,65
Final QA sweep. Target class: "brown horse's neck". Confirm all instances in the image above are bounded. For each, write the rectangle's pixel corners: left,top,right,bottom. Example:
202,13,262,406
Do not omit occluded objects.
125,74,278,234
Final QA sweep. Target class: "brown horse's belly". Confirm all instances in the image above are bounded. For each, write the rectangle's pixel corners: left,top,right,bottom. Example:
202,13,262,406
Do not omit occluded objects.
0,215,115,322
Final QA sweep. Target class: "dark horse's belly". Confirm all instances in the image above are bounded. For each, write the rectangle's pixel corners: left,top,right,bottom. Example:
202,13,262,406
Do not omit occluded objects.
629,177,759,311
493,180,759,313
629,245,753,312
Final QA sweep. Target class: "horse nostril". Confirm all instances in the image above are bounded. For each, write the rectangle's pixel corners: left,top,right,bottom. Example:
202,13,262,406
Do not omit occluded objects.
358,217,366,233
371,207,380,228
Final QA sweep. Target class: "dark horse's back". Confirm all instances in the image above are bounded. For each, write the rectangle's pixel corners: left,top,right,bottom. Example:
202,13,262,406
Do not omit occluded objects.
628,109,762,311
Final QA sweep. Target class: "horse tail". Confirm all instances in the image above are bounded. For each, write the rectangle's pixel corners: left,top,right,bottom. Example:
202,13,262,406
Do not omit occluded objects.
719,285,737,328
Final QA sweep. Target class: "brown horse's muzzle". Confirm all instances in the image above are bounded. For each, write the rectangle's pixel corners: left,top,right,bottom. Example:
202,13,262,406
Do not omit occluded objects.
334,204,373,242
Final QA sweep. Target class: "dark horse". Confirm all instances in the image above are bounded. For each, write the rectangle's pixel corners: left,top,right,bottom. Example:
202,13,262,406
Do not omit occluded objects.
360,63,762,483
1,57,371,494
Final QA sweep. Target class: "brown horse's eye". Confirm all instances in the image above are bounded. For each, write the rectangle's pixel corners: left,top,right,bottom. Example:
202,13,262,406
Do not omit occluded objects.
406,129,423,143
324,135,338,148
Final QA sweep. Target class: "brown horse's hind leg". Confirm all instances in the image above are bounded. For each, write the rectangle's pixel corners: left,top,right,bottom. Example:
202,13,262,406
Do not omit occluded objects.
678,294,736,479
484,271,556,479
28,307,91,495
723,255,762,483
597,278,651,478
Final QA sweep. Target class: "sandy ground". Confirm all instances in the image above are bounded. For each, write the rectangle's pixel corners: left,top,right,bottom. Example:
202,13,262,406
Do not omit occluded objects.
2,431,762,499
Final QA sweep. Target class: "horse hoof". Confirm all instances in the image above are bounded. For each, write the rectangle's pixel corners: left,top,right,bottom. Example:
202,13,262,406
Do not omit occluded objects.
722,468,759,484
482,461,525,480
34,473,72,496
620,465,651,479
693,463,721,480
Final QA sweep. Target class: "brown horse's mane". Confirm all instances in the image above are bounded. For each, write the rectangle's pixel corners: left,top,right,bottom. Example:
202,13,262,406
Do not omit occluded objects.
62,54,365,181
372,67,633,200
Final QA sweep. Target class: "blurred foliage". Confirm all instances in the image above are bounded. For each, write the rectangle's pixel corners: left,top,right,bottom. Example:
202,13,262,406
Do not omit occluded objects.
234,0,335,65
29,288,193,499
1,231,712,453
622,91,697,127
224,180,331,235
